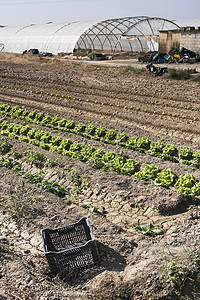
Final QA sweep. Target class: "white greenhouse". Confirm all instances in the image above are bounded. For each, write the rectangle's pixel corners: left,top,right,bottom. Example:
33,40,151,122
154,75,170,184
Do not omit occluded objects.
0,17,181,55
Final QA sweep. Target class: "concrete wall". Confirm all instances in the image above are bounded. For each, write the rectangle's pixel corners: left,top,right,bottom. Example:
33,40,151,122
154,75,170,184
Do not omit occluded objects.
159,31,180,53
181,31,200,54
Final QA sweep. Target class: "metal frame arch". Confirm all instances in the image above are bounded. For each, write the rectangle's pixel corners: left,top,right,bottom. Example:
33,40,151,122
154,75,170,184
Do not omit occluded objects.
75,16,149,53
75,16,180,54
122,17,180,36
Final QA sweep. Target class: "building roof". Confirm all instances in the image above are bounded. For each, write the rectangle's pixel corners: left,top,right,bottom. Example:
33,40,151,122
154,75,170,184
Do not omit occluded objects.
174,19,200,29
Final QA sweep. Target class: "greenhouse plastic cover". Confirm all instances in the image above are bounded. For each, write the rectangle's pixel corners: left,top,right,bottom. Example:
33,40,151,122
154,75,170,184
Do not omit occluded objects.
0,20,100,54
0,17,196,55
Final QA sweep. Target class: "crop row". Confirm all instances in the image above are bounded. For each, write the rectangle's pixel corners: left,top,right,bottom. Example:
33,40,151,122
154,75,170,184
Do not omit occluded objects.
0,82,198,121
0,156,68,197
0,79,198,114
0,103,200,169
0,119,139,176
1,120,200,198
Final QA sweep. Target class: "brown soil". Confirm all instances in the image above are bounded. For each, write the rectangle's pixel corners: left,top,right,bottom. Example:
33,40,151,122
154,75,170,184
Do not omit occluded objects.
0,53,199,300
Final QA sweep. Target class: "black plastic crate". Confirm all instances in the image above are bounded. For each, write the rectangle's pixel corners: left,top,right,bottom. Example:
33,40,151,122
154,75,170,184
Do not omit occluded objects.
41,217,100,274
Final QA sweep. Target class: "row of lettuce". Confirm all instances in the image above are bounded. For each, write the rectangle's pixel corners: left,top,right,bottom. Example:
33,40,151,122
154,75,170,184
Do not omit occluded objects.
0,103,200,169
0,121,200,198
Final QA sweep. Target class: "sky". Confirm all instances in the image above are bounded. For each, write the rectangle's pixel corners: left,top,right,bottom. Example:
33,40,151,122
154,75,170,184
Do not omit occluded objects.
0,0,200,27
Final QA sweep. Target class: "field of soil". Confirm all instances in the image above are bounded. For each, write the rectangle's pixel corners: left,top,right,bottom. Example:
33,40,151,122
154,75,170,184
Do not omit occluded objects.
0,53,199,300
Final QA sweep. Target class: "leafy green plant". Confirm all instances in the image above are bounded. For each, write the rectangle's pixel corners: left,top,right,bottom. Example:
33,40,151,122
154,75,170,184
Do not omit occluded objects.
27,128,37,139
85,125,96,135
70,170,82,187
116,132,128,143
0,138,12,154
175,173,197,196
41,115,51,125
60,139,72,150
193,150,200,168
35,112,44,121
0,156,22,171
128,136,138,148
40,133,51,143
51,135,62,146
179,147,192,160
167,261,189,291
95,183,106,196
19,136,29,143
34,130,45,141
131,223,163,236
20,171,68,197
65,119,75,129
29,150,46,168
135,164,160,182
121,159,139,175
50,116,59,125
87,149,105,169
79,145,95,162
74,123,86,133
150,140,164,156
28,110,36,119
81,204,106,218
154,168,177,188
162,144,177,156
105,129,116,140
136,137,150,150
57,119,66,127
95,127,106,137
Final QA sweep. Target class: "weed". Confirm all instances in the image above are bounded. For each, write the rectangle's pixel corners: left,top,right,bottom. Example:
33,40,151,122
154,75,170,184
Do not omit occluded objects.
81,204,106,218
120,191,132,201
45,157,59,168
0,138,12,154
131,223,163,236
29,150,46,168
123,66,145,75
130,198,144,209
10,148,22,159
70,170,82,187
0,182,37,218
167,261,189,291
95,183,106,196
168,69,191,80
191,74,200,82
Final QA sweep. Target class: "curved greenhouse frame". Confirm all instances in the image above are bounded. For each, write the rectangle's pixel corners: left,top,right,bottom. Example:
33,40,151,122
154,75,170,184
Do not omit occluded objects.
0,17,180,55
